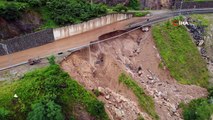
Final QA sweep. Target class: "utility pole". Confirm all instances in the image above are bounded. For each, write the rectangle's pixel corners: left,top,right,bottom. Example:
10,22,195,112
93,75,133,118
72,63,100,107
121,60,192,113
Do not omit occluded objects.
180,0,183,15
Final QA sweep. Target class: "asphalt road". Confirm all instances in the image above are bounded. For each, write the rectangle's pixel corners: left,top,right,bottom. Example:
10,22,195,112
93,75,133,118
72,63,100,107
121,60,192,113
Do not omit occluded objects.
0,17,144,70
129,8,213,28
1,8,213,70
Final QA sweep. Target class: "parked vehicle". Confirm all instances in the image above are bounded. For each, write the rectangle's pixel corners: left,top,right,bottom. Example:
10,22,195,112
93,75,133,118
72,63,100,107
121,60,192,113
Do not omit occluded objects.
28,58,41,65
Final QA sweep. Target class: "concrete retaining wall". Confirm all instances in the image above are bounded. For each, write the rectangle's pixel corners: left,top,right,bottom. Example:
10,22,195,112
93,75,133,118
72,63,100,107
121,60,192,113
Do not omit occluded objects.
0,13,133,56
0,29,54,55
175,1,213,9
53,13,133,40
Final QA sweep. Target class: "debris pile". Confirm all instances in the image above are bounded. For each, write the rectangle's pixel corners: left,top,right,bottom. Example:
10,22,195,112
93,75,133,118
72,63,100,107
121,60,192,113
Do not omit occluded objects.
61,30,208,120
98,87,152,120
186,18,213,65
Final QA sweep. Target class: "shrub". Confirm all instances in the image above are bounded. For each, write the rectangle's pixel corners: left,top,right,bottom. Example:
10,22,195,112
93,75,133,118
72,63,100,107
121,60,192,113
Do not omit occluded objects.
14,0,43,7
47,0,107,25
182,98,213,120
128,0,140,10
0,108,10,120
27,100,64,120
113,4,128,12
93,89,101,97
47,55,56,65
134,12,149,17
0,2,28,20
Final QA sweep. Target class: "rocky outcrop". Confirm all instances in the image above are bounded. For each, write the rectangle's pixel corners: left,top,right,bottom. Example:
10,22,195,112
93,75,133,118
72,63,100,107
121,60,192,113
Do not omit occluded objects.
0,11,42,40
141,0,175,9
93,0,174,9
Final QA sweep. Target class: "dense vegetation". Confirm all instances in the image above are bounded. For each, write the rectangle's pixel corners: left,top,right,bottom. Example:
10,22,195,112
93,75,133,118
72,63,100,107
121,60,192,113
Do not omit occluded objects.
152,20,209,87
0,56,108,120
119,73,159,120
0,0,142,29
181,87,213,120
0,1,29,20
128,0,140,10
0,0,107,27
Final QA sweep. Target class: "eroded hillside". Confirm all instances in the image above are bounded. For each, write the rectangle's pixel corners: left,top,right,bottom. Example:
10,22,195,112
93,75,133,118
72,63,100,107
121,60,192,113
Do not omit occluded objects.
61,30,207,120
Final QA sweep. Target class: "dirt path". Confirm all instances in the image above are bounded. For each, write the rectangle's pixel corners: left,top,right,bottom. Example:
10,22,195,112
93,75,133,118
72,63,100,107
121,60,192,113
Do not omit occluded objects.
61,30,207,120
0,17,146,69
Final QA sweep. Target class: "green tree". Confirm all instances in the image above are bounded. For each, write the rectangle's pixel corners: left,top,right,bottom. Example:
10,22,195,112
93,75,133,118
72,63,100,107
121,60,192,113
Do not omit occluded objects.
47,0,107,25
0,3,21,20
0,108,10,120
183,98,213,120
113,4,128,12
27,100,64,120
128,0,140,10
47,55,56,65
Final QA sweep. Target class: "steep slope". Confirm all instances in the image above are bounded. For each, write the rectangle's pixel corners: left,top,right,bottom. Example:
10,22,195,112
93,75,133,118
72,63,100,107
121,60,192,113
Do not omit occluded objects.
61,29,207,120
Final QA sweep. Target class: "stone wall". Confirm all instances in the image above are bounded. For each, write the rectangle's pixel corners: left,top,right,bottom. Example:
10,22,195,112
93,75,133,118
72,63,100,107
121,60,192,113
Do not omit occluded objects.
174,1,213,9
0,29,54,55
0,13,133,56
53,13,133,40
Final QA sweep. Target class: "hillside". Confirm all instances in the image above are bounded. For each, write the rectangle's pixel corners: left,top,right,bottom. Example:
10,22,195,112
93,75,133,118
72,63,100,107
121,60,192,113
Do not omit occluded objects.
0,58,108,120
0,0,108,40
0,0,176,40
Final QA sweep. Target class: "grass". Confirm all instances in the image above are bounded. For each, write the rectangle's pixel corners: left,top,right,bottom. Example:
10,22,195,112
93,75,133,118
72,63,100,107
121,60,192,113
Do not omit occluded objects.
119,73,159,120
190,14,209,26
133,11,149,17
0,64,108,120
152,20,209,87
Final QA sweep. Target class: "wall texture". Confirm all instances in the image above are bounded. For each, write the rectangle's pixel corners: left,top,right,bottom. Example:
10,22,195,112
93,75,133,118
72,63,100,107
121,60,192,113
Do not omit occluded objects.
174,1,213,9
0,13,133,56
0,29,54,55
53,13,133,40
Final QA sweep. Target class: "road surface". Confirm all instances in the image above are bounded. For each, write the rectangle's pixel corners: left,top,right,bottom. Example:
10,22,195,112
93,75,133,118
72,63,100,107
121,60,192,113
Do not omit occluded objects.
0,17,145,69
1,8,213,70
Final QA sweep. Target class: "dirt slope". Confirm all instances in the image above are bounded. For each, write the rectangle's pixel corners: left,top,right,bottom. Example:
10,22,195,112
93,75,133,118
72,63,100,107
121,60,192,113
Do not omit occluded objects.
61,30,207,120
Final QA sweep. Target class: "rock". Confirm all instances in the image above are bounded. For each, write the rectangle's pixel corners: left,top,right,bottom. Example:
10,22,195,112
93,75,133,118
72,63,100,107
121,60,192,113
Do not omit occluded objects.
105,95,110,100
116,97,122,103
147,75,153,80
138,70,143,76
198,40,204,46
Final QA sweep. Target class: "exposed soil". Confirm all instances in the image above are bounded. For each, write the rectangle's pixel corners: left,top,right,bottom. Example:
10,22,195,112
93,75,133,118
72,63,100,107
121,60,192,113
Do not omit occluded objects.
61,29,207,120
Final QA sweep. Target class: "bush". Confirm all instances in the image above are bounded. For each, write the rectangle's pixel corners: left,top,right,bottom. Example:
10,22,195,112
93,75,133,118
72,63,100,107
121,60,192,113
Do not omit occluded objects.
113,4,128,12
47,0,107,25
47,55,56,65
27,100,64,120
0,2,28,20
0,108,10,120
134,12,149,17
182,98,213,120
93,89,101,97
128,0,140,10
14,0,43,7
